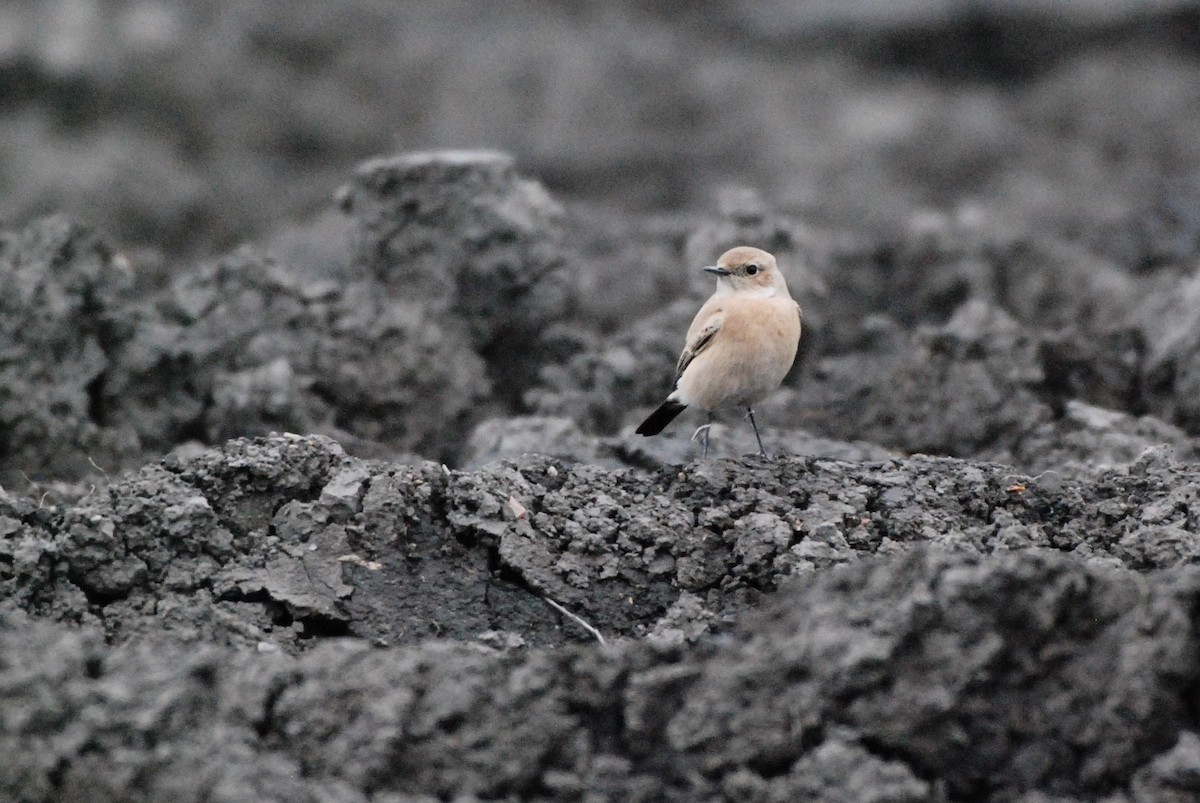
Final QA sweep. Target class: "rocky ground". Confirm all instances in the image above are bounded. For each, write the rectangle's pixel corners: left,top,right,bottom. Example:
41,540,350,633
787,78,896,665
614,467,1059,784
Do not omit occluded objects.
5,2,1200,801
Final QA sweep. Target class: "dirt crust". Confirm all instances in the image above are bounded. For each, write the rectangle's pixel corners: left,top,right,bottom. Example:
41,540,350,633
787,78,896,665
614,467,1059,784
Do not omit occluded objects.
4,434,1200,800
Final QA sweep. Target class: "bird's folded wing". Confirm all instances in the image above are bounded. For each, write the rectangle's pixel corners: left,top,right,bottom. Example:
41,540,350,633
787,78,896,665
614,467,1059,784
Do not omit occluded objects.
675,312,723,380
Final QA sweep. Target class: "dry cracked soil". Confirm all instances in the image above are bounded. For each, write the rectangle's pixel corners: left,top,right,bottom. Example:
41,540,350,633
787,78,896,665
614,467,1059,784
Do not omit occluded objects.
6,3,1200,801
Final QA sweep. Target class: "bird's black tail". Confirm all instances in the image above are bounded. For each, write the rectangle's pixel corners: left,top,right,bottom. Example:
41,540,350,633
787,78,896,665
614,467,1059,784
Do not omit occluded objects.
636,399,687,436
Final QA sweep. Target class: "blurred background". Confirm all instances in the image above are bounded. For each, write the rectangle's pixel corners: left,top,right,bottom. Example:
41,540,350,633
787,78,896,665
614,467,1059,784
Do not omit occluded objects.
2,0,1198,260
5,0,1200,482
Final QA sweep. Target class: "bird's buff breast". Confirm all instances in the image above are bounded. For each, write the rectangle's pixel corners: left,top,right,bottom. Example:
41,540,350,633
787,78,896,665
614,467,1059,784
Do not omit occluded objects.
678,299,800,411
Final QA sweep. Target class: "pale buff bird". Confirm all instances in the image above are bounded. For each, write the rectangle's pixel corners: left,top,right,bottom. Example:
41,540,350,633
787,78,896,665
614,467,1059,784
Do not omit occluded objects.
636,246,802,457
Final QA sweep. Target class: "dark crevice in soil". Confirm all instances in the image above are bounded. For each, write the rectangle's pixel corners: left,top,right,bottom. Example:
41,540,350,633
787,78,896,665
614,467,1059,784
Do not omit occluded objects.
80,585,129,609
295,612,354,640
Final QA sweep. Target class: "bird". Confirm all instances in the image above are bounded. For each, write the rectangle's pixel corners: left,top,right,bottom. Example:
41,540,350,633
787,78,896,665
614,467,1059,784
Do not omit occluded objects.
635,246,802,458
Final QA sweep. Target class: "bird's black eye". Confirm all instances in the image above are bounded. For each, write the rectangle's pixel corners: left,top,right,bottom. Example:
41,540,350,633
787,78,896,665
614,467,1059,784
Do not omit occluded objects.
745,264,759,275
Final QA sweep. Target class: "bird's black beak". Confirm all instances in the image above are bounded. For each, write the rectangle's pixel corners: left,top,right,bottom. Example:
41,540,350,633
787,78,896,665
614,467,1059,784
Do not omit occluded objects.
703,265,731,276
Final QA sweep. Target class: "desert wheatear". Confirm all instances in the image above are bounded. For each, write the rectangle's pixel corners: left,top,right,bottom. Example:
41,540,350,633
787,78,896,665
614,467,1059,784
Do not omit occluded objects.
636,246,801,457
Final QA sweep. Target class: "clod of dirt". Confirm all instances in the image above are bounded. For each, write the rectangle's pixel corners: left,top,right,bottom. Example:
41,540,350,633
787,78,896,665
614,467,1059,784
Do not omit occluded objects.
1141,264,1200,434
794,300,1052,456
982,399,1200,479
0,215,139,483
339,150,573,404
667,548,1200,801
106,246,492,462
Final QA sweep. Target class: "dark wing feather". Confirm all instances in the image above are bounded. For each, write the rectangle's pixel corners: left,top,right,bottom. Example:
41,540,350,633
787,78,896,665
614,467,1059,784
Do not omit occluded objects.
675,317,722,381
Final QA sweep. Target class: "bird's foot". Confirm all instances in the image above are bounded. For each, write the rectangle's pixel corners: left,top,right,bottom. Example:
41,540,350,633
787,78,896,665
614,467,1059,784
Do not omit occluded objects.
745,406,768,458
691,423,713,458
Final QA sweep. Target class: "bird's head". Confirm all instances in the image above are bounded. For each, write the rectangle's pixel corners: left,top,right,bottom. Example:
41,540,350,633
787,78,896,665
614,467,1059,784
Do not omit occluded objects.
704,246,788,296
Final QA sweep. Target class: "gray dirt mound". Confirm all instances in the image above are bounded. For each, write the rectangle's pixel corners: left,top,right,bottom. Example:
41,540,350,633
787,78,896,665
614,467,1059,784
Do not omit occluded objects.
0,152,577,475
793,300,1053,456
7,433,1200,657
111,245,492,459
4,547,1200,802
0,215,141,483
340,151,572,407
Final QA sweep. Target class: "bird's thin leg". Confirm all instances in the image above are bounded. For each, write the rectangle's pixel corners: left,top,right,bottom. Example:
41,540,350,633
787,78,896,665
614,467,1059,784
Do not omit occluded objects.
691,412,714,458
746,406,767,457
